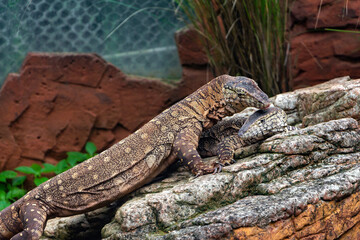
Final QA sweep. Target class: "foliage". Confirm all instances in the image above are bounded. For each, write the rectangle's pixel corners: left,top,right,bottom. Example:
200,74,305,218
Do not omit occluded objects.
0,142,97,210
176,0,289,96
0,171,26,210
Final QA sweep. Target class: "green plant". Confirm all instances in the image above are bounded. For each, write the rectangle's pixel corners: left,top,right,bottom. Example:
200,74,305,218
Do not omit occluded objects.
177,0,289,96
0,171,26,210
54,141,97,174
16,142,97,185
15,163,54,187
0,142,98,210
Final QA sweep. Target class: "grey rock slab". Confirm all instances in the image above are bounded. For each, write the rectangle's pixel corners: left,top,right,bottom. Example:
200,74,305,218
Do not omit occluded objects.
271,76,360,127
102,118,360,239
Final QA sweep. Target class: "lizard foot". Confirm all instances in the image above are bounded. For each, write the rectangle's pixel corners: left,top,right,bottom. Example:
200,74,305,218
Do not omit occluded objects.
212,162,224,174
192,162,219,177
218,158,236,166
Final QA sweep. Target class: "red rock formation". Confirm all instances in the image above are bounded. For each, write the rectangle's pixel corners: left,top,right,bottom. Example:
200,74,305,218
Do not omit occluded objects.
289,0,360,89
0,52,210,171
175,27,215,99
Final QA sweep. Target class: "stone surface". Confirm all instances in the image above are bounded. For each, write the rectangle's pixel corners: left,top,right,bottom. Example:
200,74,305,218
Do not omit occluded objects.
175,27,209,66
289,0,360,89
272,76,360,127
97,118,360,240
174,66,215,99
232,191,360,239
42,203,120,240
0,52,215,171
291,0,360,30
173,26,215,99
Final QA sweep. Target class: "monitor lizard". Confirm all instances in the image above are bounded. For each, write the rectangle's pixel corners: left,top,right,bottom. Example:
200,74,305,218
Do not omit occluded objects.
198,107,298,169
0,75,270,240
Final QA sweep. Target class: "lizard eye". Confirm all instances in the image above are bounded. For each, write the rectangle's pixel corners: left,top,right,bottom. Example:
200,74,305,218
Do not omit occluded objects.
260,119,265,123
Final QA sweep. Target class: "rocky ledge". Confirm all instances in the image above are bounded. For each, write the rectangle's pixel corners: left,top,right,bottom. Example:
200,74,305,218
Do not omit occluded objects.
42,77,360,240
98,118,360,240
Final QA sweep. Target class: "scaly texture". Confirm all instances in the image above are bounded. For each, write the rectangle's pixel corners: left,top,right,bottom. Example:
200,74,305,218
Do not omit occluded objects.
0,75,270,240
199,107,297,166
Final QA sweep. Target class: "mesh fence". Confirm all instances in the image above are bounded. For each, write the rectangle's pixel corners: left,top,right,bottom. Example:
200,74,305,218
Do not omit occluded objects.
0,0,184,86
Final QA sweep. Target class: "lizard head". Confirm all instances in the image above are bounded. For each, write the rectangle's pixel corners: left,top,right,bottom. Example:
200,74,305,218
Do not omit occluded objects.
237,107,288,141
223,76,270,113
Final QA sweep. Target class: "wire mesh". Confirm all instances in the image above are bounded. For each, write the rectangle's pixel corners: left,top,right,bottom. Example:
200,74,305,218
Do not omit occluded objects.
0,0,184,86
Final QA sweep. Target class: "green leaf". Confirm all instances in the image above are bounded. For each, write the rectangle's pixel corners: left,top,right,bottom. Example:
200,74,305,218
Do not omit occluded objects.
0,190,6,201
6,187,26,201
15,166,37,175
12,176,26,186
55,160,69,174
0,184,6,191
67,152,88,163
0,200,11,211
31,164,42,173
34,177,49,186
67,157,78,167
0,171,17,182
85,142,97,156
40,163,57,174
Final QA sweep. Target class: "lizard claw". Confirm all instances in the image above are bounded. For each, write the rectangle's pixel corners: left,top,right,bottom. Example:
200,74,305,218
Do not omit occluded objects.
194,172,202,178
213,163,224,174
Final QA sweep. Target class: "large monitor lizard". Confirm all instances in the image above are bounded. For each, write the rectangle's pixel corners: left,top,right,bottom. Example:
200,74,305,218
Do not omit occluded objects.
198,107,297,168
0,75,270,240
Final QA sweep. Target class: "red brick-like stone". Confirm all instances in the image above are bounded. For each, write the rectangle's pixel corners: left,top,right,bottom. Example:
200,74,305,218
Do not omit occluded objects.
0,126,21,170
290,31,360,89
88,129,115,152
0,52,203,171
291,0,360,29
289,0,360,89
175,27,209,66
174,66,214,100
112,125,132,144
51,110,97,154
0,73,29,125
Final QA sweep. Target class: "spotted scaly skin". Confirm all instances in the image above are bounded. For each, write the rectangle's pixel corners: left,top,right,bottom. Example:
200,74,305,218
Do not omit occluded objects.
216,107,298,164
0,75,270,240
197,114,248,157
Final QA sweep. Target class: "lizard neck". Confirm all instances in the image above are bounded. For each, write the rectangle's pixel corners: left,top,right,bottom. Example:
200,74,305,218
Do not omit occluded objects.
189,78,236,129
180,75,242,130
203,98,232,129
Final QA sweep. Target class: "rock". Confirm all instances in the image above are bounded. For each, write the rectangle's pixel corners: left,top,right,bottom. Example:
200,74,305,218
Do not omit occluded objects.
173,27,215,100
0,53,211,170
289,0,360,89
0,126,21,170
272,76,360,127
290,32,360,89
42,204,119,240
291,0,360,29
96,118,360,239
175,27,209,66
174,66,214,99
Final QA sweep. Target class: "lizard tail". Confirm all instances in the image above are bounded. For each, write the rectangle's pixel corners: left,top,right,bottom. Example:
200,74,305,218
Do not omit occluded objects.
0,202,23,239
